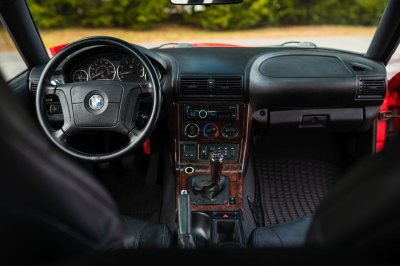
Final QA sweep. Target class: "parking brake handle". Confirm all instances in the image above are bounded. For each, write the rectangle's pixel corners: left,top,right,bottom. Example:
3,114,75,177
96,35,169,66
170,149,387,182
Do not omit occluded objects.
177,193,196,249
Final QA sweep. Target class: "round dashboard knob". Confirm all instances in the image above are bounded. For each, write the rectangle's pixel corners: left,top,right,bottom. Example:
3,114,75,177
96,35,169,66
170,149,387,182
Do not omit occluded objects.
199,110,208,119
184,123,200,138
203,123,219,138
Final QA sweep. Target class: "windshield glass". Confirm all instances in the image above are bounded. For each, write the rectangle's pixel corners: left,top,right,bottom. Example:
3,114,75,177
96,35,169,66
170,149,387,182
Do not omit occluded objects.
27,0,387,54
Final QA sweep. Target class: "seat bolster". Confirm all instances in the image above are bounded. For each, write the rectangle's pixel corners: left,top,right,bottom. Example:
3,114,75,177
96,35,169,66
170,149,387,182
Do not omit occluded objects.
249,216,313,248
121,215,172,249
249,227,283,248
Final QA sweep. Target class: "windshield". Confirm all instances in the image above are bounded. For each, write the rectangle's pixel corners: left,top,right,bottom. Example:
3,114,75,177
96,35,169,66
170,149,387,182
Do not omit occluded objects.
26,0,387,54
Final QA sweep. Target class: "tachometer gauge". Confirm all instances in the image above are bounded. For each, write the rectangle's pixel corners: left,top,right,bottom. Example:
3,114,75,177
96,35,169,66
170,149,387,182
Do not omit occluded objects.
89,59,116,81
72,70,88,82
117,58,145,82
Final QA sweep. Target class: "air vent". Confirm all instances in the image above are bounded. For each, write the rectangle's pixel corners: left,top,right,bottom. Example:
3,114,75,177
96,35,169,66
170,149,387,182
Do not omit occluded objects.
357,78,386,98
180,77,209,95
213,77,242,95
53,70,62,76
350,63,372,72
180,76,243,98
30,81,38,96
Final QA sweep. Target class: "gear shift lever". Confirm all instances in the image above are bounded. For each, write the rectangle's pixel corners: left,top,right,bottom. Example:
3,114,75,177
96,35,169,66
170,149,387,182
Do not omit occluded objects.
193,151,224,200
210,151,224,186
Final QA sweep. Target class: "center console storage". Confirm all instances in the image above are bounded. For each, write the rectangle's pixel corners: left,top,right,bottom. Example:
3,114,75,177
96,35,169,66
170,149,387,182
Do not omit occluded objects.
191,211,246,248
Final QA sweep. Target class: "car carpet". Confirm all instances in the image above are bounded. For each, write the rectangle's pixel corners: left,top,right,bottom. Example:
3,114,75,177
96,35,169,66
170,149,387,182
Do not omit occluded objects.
252,157,340,226
95,154,162,222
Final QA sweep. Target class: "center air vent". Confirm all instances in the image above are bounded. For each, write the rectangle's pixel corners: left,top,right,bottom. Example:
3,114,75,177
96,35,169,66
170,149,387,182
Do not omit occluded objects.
357,77,386,99
180,76,243,98
180,77,209,95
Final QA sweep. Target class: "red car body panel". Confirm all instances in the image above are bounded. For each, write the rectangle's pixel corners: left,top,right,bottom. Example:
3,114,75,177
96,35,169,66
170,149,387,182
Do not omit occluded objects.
376,72,400,152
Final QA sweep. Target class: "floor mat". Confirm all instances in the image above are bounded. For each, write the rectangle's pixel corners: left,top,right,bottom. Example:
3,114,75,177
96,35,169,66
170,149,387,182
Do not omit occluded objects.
96,158,162,222
253,158,340,226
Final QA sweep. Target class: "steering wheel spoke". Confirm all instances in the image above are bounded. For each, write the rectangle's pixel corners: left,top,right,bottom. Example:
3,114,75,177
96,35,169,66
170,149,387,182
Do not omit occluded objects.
127,128,142,144
51,129,68,147
140,83,154,95
43,84,57,96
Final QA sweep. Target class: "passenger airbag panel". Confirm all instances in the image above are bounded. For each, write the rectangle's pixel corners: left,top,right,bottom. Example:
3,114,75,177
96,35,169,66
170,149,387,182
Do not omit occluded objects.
259,55,351,78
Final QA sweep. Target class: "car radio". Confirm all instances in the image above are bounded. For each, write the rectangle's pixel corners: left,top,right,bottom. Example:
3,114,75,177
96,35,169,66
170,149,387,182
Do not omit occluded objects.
184,104,238,121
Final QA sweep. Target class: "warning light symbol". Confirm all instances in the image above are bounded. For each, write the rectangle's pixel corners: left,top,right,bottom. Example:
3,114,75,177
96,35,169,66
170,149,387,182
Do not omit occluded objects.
223,214,228,218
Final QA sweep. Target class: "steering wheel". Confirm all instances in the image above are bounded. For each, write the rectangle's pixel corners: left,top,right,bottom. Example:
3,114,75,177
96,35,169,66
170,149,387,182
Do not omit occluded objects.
36,37,161,162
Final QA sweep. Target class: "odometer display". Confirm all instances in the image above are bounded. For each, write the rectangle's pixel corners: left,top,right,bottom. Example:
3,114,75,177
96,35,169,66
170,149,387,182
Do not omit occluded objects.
89,59,116,81
117,58,145,82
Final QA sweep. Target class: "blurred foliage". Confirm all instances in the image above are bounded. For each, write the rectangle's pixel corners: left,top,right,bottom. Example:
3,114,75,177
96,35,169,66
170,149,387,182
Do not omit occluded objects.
182,0,273,30
26,0,387,30
27,0,171,29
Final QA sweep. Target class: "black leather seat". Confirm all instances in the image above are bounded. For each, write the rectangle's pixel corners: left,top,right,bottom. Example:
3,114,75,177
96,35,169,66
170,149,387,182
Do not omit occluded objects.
249,127,400,250
248,216,313,248
0,74,171,264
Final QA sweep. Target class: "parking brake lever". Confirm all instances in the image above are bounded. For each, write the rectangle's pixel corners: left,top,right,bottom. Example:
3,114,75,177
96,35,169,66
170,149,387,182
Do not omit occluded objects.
177,193,196,249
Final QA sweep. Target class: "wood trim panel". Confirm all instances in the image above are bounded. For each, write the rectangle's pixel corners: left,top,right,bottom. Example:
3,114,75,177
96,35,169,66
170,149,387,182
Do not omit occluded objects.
168,102,252,215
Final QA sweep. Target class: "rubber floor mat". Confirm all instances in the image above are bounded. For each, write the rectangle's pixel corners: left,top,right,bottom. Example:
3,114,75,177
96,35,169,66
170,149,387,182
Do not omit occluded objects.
96,161,162,222
253,158,340,226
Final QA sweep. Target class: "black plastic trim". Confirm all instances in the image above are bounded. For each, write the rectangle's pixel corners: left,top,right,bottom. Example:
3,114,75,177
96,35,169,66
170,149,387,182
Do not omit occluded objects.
0,0,48,67
365,0,400,65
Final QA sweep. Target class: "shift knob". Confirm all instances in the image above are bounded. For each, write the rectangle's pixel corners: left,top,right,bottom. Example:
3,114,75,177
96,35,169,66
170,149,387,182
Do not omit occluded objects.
209,151,224,185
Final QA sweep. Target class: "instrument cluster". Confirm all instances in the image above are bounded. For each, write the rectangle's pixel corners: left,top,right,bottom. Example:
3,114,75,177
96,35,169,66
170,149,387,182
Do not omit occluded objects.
68,53,162,83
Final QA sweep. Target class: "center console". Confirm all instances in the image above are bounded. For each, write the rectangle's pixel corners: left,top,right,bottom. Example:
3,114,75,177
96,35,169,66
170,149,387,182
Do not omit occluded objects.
168,101,252,248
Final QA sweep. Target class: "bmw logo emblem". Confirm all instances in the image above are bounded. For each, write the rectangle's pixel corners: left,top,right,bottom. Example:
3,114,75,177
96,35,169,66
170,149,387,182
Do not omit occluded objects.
89,95,104,110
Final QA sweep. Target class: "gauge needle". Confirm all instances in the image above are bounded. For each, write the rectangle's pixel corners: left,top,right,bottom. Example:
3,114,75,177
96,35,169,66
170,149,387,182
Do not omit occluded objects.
91,73,101,78
119,71,135,75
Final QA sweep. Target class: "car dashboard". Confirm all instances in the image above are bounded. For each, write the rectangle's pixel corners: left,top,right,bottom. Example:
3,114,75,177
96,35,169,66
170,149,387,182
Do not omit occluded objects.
28,44,387,232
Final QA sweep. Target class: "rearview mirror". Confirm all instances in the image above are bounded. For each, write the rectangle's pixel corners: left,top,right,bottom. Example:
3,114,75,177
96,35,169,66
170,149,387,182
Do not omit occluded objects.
170,0,243,5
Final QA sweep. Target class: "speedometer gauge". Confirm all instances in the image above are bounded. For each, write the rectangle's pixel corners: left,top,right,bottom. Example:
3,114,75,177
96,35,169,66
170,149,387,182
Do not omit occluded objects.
89,59,116,81
72,70,88,82
117,58,145,82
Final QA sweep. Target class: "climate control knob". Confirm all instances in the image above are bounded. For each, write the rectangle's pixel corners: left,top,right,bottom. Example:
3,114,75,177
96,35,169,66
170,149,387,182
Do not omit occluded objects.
199,110,208,119
203,123,219,138
184,123,200,138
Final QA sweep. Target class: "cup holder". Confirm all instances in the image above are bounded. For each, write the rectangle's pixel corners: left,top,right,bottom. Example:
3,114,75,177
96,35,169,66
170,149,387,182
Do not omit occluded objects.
215,220,241,243
191,211,245,248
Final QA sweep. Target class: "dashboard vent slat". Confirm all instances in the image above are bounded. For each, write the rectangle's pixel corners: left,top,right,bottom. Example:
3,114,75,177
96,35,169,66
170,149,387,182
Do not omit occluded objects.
213,77,242,95
30,82,38,95
350,63,372,72
180,77,209,95
180,76,243,98
53,70,62,76
358,78,386,99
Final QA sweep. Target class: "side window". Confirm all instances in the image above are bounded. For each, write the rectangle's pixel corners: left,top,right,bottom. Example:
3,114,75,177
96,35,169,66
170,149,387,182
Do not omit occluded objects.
0,18,28,82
